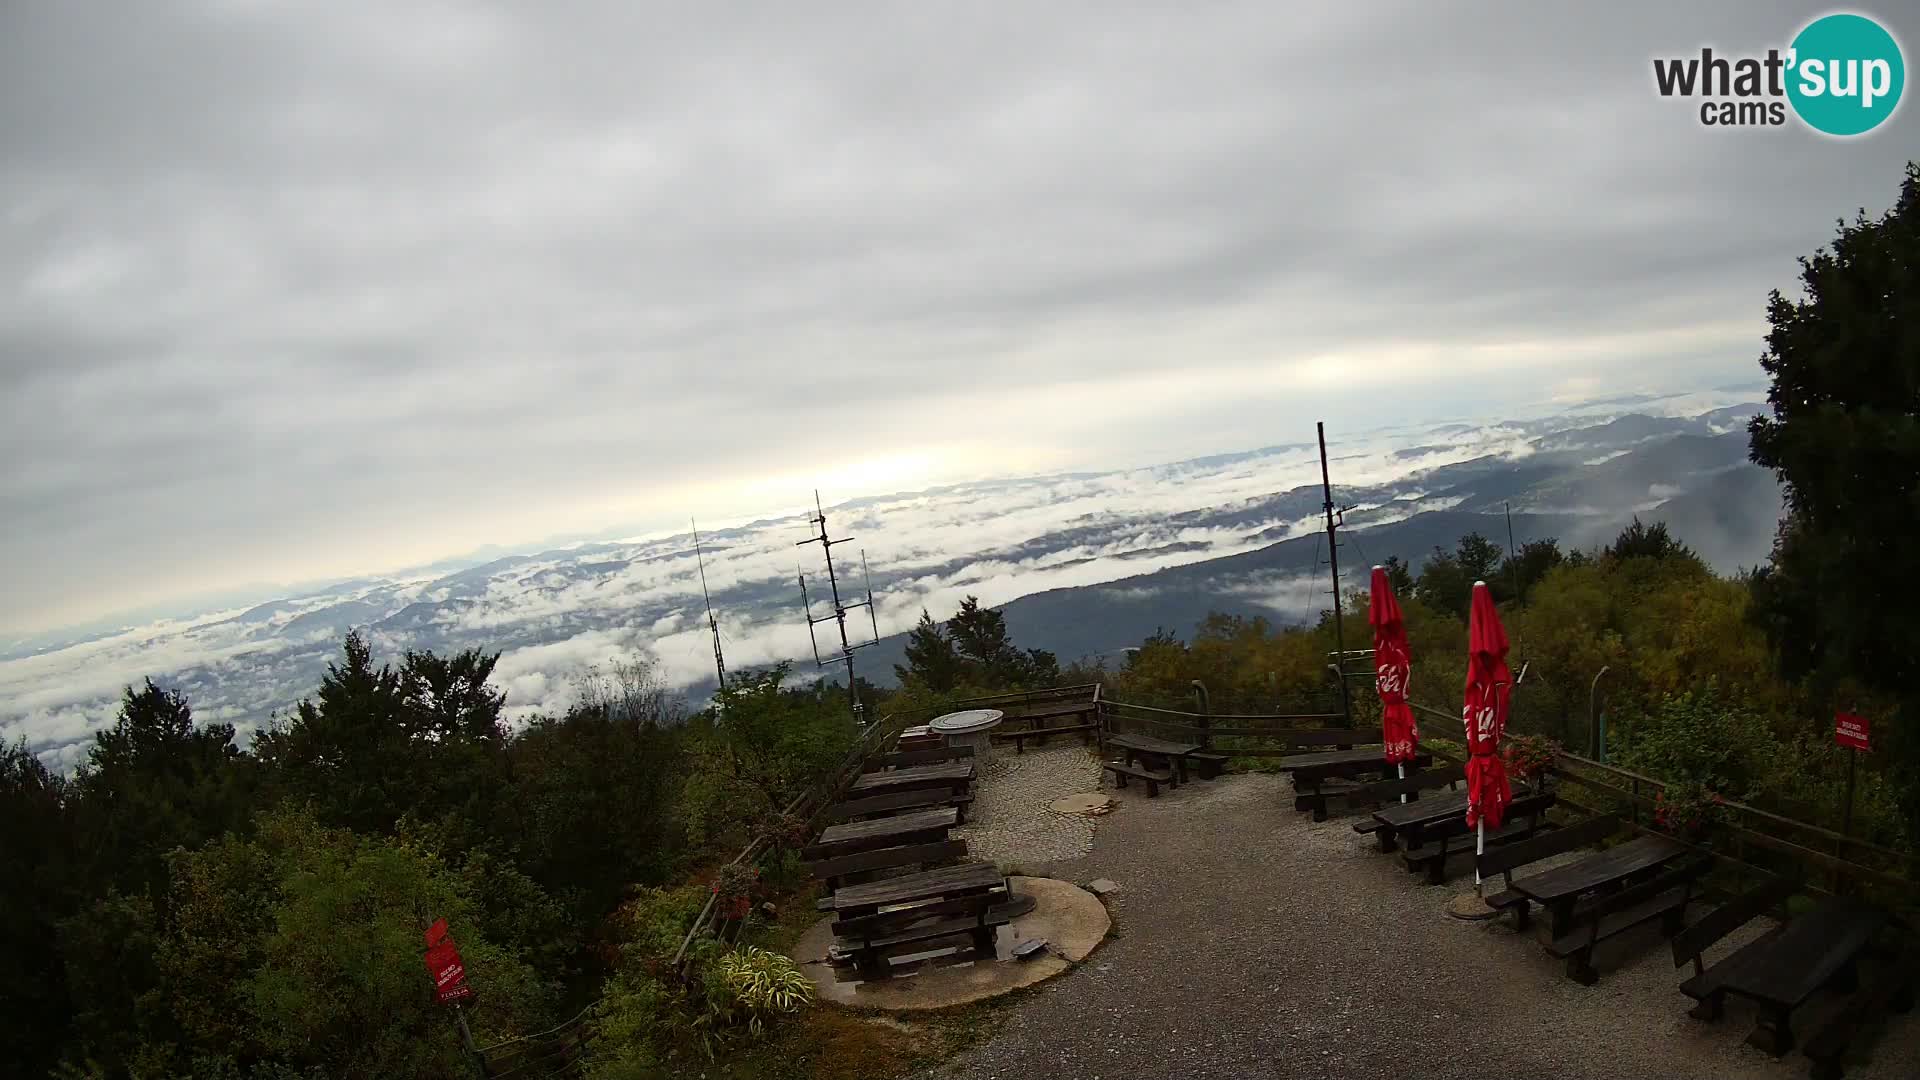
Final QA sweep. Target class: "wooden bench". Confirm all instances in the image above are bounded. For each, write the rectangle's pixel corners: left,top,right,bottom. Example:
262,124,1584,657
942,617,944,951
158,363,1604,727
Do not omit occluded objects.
1004,723,1100,752
824,862,1008,978
1102,760,1172,797
1187,751,1229,779
1400,790,1556,884
1803,948,1915,1080
1476,814,1623,928
1671,874,1800,1021
1546,855,1712,984
822,787,974,825
1500,831,1688,938
1108,733,1197,784
1286,740,1437,821
1700,898,1892,1057
868,744,975,770
1351,764,1467,846
804,838,968,892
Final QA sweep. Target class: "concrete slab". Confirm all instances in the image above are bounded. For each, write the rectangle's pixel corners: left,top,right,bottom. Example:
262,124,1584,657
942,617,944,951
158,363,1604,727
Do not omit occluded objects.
796,876,1109,1011
1048,792,1113,816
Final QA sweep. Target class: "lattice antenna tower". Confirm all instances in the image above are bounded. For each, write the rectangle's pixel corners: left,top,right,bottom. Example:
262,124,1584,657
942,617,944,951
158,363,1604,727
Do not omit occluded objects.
795,490,881,727
691,518,727,694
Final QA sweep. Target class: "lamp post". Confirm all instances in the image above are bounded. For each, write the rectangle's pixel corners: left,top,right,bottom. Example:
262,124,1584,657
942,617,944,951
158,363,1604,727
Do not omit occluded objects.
1589,666,1611,760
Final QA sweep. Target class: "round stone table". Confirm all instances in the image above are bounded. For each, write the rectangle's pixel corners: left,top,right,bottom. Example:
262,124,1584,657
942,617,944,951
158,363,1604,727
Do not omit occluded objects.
929,708,1005,768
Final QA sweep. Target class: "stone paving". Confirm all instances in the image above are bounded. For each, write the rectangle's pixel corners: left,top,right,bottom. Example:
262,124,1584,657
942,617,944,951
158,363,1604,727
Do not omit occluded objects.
952,743,1104,868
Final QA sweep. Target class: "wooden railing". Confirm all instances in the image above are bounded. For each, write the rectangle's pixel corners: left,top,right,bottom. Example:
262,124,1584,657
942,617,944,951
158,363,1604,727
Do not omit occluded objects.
1406,700,1917,907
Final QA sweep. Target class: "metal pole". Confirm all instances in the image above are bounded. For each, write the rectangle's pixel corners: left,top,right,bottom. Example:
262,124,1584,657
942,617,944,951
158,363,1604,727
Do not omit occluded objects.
1589,666,1610,760
454,1004,487,1079
1190,680,1212,750
1838,747,1858,895
1318,422,1352,728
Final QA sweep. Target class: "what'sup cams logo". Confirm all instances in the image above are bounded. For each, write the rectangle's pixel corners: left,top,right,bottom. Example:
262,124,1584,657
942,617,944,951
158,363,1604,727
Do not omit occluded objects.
1654,12,1904,135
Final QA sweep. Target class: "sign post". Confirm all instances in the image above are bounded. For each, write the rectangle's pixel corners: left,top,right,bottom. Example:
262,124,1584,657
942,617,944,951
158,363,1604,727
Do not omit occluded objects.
424,918,486,1078
1833,711,1871,893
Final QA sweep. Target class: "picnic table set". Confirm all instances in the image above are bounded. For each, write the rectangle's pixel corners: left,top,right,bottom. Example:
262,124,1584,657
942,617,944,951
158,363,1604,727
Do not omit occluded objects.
798,696,1093,982
1261,569,1917,1078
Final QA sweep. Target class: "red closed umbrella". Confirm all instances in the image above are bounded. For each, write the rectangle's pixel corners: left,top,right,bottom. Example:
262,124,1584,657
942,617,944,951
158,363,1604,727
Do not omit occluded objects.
1369,567,1418,781
1463,581,1512,881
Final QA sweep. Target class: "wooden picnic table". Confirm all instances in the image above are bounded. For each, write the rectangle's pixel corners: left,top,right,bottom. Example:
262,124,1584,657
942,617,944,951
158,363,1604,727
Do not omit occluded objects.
828,861,1005,914
847,761,974,797
1109,732,1199,782
1713,899,1889,1056
1368,789,1469,848
1507,833,1686,938
810,807,957,858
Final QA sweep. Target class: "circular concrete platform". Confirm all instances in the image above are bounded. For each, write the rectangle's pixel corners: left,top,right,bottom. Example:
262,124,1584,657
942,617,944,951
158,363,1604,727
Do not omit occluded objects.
1047,792,1113,816
795,876,1109,1010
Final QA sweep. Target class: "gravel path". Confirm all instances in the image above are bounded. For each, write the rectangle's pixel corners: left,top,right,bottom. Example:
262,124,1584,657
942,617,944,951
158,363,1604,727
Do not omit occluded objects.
923,772,1920,1080
952,744,1104,867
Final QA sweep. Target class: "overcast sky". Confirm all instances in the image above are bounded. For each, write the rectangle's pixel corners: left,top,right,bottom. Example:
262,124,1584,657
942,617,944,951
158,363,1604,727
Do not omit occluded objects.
2,1,1912,637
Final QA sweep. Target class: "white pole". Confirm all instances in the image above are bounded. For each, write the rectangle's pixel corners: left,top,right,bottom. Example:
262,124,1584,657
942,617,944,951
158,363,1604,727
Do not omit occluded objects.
1474,821,1486,886
1398,763,1407,803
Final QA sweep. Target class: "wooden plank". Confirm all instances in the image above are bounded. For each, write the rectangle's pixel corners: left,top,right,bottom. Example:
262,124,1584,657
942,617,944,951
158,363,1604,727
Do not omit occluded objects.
1277,747,1388,770
1506,833,1686,905
811,807,956,852
830,861,1005,911
831,891,1002,937
1715,899,1888,1009
848,761,974,795
1108,732,1199,755
1372,789,1471,830
805,839,967,882
870,745,974,769
1343,762,1466,805
1004,723,1099,741
822,788,970,823
1671,874,1800,969
1479,814,1621,879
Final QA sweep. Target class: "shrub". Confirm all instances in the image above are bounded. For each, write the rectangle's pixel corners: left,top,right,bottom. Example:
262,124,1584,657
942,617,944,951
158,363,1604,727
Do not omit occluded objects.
714,947,814,1034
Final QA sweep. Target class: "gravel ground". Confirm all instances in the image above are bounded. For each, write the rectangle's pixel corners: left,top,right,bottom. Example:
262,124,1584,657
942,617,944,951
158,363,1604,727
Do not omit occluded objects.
952,744,1104,866
922,772,1920,1080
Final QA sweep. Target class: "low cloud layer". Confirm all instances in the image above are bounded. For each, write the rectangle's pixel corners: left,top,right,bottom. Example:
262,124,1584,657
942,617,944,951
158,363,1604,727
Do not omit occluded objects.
0,390,1768,769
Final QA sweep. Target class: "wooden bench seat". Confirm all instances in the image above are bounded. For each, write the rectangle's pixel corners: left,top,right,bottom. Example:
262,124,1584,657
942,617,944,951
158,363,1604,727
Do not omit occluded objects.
1002,702,1098,723
1102,760,1172,797
804,838,968,891
1401,794,1555,884
1003,723,1100,751
1187,751,1229,779
1473,814,1623,930
1546,856,1711,984
1671,873,1800,1021
1803,950,1915,1080
823,788,974,825
1289,749,1436,821
868,744,975,770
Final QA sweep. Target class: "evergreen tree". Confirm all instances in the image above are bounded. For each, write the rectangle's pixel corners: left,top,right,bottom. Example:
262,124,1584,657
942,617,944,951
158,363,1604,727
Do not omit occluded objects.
1748,162,1920,834
895,609,963,692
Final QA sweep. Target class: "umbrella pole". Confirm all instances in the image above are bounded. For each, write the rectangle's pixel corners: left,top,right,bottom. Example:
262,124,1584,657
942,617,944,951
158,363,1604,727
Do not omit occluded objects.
1397,763,1407,804
1474,821,1486,888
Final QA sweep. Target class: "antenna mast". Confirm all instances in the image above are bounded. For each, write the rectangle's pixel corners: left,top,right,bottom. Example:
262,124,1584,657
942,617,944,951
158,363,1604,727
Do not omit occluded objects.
1319,422,1355,728
692,518,727,693
795,490,881,727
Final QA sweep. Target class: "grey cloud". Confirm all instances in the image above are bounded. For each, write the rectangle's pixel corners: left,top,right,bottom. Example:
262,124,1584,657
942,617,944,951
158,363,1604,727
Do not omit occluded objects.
1,1,1913,633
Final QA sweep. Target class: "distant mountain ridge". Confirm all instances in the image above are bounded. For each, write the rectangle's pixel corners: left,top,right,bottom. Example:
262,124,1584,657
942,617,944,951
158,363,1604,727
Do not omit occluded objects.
1,393,1780,766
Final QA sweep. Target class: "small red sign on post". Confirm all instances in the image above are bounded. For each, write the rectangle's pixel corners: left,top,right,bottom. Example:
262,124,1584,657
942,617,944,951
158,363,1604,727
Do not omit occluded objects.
424,918,474,1005
1835,711,1871,752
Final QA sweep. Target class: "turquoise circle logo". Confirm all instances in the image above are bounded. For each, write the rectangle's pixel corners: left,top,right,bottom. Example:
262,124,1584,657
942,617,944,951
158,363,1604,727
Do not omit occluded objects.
1787,13,1905,136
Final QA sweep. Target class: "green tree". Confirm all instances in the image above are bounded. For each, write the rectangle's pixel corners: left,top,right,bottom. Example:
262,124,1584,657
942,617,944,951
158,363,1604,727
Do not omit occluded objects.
1379,555,1415,596
1497,538,1564,603
1,742,80,1076
896,609,963,692
147,809,551,1078
72,680,251,897
946,595,1057,689
253,631,412,834
1414,533,1504,618
1748,162,1920,836
1605,518,1699,566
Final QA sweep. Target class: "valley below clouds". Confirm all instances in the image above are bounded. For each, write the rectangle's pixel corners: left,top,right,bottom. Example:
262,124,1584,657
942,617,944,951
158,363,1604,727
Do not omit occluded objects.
2,389,1779,769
